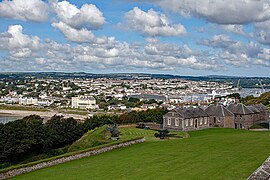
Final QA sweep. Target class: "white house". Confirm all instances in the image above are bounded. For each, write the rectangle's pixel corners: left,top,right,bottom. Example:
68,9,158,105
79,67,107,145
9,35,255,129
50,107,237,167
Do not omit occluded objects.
19,97,38,105
71,96,96,109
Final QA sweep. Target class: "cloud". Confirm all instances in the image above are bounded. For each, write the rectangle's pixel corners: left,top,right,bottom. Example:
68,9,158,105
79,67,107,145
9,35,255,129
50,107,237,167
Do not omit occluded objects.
52,21,95,43
123,7,186,37
0,25,41,51
254,20,270,45
258,48,270,61
0,25,220,72
144,38,193,58
220,25,244,35
0,0,49,22
51,1,108,44
199,34,261,57
199,34,270,67
52,1,105,30
157,0,270,24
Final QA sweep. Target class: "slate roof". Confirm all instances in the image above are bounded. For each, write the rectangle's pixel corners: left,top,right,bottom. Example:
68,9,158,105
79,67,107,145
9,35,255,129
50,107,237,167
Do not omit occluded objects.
227,103,254,115
251,104,268,112
205,104,234,117
247,106,260,113
175,107,209,119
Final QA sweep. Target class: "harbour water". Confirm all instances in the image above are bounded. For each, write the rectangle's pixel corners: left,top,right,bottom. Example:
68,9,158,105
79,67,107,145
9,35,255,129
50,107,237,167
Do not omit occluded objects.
0,114,23,124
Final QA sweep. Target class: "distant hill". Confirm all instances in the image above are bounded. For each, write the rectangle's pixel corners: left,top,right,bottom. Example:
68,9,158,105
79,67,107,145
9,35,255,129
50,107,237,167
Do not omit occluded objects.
0,72,269,88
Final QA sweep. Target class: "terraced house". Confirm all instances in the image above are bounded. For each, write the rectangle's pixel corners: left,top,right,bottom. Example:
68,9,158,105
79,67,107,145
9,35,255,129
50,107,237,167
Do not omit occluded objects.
163,107,210,131
164,103,269,131
205,104,235,128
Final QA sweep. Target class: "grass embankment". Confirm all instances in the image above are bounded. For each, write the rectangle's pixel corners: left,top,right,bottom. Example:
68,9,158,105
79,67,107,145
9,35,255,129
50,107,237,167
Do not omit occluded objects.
14,128,270,180
1,126,155,173
68,126,187,152
67,126,111,152
0,105,48,112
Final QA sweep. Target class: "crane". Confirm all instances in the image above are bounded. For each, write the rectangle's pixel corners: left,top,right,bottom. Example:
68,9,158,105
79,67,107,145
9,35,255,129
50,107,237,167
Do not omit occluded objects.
258,79,265,93
236,79,241,90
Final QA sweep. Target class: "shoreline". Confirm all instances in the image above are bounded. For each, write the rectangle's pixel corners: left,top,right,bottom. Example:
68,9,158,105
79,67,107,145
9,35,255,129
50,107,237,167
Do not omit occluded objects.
0,110,88,120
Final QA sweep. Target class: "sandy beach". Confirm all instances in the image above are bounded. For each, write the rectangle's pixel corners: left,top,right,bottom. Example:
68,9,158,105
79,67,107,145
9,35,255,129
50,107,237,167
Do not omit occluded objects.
0,109,88,121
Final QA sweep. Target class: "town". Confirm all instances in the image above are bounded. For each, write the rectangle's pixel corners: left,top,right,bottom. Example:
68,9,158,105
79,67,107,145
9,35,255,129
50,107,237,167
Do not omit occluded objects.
0,73,264,116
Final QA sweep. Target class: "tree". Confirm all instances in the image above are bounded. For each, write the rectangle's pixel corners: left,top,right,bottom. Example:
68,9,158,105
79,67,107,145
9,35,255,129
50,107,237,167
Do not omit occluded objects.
46,115,83,148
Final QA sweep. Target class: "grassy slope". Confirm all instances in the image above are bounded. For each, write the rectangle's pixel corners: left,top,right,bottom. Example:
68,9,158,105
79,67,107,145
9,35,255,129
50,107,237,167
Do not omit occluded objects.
14,128,270,180
67,126,111,152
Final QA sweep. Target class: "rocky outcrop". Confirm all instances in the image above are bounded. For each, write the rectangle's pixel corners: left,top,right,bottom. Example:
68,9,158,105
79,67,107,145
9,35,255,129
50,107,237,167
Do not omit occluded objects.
0,138,145,180
248,156,270,180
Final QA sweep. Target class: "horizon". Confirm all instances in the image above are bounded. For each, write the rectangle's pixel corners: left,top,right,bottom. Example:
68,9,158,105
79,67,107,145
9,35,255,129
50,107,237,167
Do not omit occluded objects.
0,0,270,76
0,71,270,78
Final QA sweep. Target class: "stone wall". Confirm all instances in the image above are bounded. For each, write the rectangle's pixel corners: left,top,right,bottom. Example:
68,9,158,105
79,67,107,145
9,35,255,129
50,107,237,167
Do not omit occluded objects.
0,138,145,180
248,156,270,180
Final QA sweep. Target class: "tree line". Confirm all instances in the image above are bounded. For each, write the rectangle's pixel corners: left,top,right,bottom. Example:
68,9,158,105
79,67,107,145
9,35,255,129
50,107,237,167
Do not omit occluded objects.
0,108,168,166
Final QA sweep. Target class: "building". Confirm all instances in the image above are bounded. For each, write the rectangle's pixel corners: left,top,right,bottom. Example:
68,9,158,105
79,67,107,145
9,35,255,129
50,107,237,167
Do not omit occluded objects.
163,107,210,131
205,104,235,128
163,103,269,131
71,96,96,109
19,97,38,105
251,104,270,122
227,103,254,129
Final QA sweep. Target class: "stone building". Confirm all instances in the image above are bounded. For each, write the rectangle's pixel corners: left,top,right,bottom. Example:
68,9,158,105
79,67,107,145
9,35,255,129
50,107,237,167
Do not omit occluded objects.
204,104,235,128
163,103,269,131
163,107,210,131
247,105,261,124
227,103,254,129
251,104,269,122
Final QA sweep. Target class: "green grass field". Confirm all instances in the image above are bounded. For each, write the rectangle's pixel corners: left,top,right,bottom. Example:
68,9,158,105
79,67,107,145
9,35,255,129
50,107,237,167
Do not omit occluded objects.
0,105,48,112
13,128,270,180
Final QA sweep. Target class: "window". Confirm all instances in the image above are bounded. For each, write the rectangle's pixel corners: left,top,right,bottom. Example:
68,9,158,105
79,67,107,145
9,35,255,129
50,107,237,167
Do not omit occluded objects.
168,118,171,125
190,119,193,126
204,117,207,124
175,118,179,126
200,117,203,125
186,119,189,126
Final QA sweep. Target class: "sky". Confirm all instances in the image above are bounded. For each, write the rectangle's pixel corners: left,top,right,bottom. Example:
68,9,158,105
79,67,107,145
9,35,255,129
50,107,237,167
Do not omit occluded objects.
0,0,270,76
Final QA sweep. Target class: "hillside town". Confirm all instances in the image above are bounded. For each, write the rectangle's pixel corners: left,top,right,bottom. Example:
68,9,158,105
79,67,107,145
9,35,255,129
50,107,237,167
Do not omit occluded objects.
0,76,246,112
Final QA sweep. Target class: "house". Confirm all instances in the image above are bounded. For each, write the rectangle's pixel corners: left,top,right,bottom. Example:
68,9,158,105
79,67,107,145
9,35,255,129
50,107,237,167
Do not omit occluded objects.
205,104,235,128
251,104,269,122
71,96,96,109
247,105,261,124
163,103,269,131
163,107,210,131
227,103,254,129
19,97,38,105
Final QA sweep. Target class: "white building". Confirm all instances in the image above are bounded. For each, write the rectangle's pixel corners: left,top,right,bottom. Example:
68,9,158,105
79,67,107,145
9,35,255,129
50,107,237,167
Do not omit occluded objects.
19,97,38,105
71,96,96,109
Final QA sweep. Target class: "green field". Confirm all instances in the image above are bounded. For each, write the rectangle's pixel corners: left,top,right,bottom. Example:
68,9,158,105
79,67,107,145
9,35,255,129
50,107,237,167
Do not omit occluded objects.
0,105,48,112
14,128,270,180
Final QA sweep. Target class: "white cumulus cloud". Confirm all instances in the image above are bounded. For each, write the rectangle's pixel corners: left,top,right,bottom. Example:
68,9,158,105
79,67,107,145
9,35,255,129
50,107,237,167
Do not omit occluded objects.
0,25,41,50
157,0,270,24
52,1,105,30
0,0,49,22
52,21,95,43
123,7,186,37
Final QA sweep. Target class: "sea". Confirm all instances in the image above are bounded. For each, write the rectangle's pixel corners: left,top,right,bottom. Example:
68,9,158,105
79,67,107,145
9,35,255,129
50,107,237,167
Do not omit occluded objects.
0,114,23,124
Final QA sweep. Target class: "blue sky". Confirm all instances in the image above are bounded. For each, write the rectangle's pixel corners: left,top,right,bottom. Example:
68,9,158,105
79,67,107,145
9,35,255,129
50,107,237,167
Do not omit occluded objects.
0,0,270,76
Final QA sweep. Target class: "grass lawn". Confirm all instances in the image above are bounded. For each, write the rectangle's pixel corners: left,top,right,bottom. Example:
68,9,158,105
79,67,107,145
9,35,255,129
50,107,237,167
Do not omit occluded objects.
14,128,270,180
0,105,48,112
